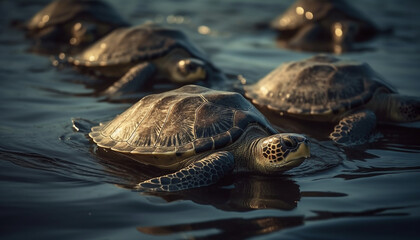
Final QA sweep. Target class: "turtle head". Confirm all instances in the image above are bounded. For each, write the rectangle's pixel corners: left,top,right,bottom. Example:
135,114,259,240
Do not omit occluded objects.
172,58,207,83
254,133,310,173
387,94,420,122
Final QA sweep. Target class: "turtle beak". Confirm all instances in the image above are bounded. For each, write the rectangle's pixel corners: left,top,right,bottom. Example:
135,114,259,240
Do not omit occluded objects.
283,135,310,167
175,59,207,83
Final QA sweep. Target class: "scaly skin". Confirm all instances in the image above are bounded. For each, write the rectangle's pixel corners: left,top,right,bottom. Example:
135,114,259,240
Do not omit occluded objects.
136,126,310,192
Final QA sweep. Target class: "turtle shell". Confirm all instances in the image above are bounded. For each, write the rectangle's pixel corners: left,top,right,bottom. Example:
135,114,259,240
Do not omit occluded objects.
89,85,276,167
27,0,128,32
69,24,211,67
271,0,375,32
244,55,396,117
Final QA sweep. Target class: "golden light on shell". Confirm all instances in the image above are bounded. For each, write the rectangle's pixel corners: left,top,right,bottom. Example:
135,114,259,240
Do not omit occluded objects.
305,11,313,20
89,55,96,61
260,86,269,95
335,28,343,37
334,22,343,38
41,15,50,23
296,6,304,15
74,22,82,31
100,43,107,49
178,59,186,67
280,17,290,26
37,15,50,28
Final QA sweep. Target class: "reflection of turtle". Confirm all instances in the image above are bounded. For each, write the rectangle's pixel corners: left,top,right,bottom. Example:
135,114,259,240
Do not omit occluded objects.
68,24,224,96
244,55,420,145
271,0,379,52
145,175,301,211
26,0,129,53
89,85,310,191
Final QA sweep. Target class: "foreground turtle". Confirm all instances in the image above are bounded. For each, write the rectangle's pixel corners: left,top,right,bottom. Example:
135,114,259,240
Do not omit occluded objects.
89,85,310,192
26,0,129,53
68,24,223,96
244,55,420,145
271,0,379,52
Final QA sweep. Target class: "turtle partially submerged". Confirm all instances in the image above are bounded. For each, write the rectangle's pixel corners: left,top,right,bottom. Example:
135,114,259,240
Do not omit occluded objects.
89,85,310,192
244,55,420,145
271,0,379,52
68,24,224,96
26,0,129,53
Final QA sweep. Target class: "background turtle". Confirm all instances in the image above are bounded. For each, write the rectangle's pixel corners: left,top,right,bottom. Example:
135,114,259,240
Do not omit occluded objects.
68,24,224,96
89,85,310,192
26,0,129,53
271,0,379,52
244,55,420,145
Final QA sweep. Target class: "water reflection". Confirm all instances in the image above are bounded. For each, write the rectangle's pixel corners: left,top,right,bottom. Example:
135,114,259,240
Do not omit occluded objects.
138,216,304,239
137,206,409,239
145,175,302,211
93,143,305,211
334,166,420,180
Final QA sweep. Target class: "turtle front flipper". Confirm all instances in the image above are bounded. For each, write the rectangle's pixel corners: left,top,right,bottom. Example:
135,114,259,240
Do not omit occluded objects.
103,62,156,96
330,110,376,146
136,151,234,192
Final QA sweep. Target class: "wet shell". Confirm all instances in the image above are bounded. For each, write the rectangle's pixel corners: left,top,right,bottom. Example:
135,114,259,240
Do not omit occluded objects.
271,0,375,32
69,24,210,67
244,55,396,116
89,85,276,167
27,0,128,32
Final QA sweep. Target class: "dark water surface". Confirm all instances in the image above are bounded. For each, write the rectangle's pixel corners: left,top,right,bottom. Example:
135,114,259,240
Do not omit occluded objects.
1,0,420,239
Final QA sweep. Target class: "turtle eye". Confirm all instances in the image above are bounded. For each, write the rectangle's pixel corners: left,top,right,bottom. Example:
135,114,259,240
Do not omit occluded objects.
282,137,297,149
177,59,207,81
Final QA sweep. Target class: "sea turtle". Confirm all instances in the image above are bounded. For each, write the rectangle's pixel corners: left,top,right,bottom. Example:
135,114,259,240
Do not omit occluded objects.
271,0,379,52
26,0,129,53
89,85,310,192
67,24,224,96
244,55,420,145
